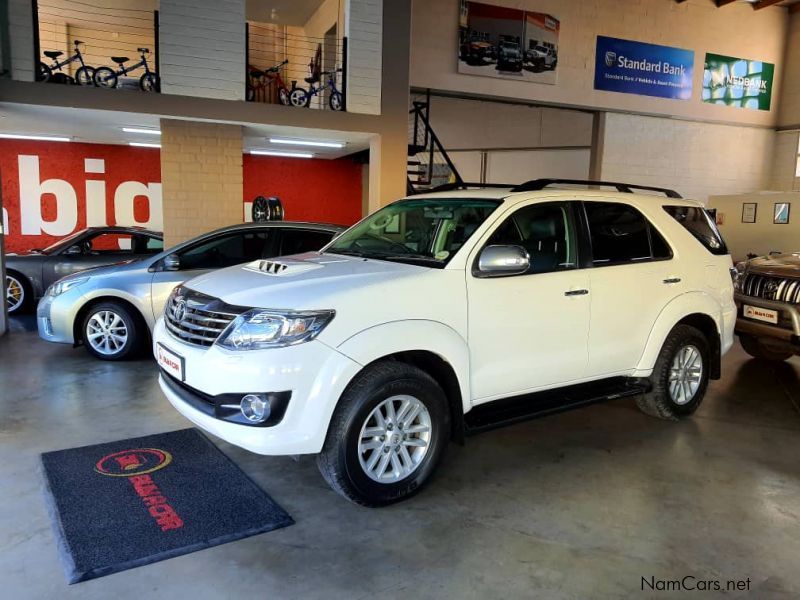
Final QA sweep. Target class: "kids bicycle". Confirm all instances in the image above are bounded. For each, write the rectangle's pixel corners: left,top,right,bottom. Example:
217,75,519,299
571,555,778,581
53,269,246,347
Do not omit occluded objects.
94,48,159,92
38,40,94,85
289,67,343,110
246,59,293,105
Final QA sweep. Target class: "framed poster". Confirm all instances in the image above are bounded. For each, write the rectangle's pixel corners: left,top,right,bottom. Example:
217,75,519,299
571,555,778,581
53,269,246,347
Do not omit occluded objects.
741,203,757,224
774,203,790,224
594,36,694,100
458,1,560,85
703,53,774,111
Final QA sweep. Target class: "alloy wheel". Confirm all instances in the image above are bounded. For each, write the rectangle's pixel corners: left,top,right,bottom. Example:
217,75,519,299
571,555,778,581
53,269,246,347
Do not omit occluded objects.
668,344,703,405
358,394,432,483
6,275,24,312
86,310,128,356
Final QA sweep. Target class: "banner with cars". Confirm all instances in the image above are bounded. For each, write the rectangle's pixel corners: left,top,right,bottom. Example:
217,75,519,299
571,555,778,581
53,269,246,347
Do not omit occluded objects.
702,53,774,111
458,0,560,85
594,36,694,100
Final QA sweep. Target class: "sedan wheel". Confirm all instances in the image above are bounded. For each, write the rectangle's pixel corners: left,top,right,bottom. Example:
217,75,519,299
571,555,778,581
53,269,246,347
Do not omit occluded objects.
86,310,128,356
6,275,26,314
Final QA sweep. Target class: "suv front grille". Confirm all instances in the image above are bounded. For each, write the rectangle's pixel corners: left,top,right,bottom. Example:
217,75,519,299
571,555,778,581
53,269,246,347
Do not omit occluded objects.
164,288,246,346
741,273,800,304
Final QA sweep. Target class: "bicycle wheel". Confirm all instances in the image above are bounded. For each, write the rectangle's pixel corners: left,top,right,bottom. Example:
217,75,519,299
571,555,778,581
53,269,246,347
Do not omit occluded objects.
278,87,290,106
75,66,95,86
94,67,118,88
289,87,309,107
38,62,52,82
139,72,159,92
329,91,343,111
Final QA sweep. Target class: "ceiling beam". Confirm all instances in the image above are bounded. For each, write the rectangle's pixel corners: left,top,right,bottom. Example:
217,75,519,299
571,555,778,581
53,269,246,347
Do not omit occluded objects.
715,0,738,7
752,0,785,9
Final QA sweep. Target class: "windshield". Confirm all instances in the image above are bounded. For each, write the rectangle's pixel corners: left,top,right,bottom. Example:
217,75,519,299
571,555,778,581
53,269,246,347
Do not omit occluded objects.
325,198,501,267
40,229,88,254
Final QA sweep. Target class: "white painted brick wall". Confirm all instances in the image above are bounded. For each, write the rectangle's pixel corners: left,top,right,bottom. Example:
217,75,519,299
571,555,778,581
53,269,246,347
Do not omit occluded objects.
8,0,34,81
779,13,800,128
159,0,246,101
345,0,382,115
771,130,800,191
600,113,776,203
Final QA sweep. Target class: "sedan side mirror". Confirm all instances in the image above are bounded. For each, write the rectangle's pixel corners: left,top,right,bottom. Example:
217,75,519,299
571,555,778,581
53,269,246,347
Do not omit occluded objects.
476,245,530,277
65,244,82,256
162,253,181,271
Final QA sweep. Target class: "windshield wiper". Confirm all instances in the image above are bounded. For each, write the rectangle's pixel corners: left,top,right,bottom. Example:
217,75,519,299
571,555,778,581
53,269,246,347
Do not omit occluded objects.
327,248,370,258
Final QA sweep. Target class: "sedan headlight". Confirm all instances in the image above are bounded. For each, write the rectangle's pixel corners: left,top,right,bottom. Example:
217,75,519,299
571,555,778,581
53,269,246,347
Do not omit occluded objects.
216,309,335,350
46,276,90,297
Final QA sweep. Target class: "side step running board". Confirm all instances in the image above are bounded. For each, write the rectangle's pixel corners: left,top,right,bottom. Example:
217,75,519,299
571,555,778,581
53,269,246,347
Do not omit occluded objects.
464,377,650,435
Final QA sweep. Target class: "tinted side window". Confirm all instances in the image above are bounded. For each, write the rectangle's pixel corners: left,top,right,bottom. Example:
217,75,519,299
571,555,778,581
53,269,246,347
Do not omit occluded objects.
84,232,134,253
279,229,334,256
131,234,163,254
663,206,728,255
584,202,671,265
487,202,577,273
179,231,272,270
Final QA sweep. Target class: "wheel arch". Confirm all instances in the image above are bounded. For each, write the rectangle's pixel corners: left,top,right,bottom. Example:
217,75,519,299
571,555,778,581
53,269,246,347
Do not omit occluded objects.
73,294,150,347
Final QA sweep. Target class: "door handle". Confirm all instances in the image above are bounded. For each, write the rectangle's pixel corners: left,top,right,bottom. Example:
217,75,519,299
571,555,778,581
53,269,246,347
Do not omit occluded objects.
663,277,682,284
564,289,589,296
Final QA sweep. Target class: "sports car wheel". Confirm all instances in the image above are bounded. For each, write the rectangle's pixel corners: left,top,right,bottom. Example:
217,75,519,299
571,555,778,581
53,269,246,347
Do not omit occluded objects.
6,274,29,314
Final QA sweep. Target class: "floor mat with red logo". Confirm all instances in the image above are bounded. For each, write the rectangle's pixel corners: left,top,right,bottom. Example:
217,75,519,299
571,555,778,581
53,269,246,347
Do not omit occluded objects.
41,428,294,584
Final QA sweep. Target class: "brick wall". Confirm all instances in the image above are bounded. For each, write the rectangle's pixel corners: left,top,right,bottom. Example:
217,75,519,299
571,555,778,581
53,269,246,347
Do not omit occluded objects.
346,0,383,115
9,0,35,81
770,130,800,192
779,12,800,128
160,120,243,247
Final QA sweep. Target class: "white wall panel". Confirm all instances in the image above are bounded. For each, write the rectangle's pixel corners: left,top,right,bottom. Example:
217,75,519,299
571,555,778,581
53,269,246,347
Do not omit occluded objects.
9,0,35,81
345,0,382,115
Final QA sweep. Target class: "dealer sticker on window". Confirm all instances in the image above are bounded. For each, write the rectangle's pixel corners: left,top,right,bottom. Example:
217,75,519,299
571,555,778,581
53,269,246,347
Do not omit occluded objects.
743,304,778,325
156,343,185,381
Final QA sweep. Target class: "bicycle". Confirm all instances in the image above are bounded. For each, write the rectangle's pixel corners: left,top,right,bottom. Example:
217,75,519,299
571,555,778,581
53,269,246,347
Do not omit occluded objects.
93,48,159,92
246,59,292,105
289,67,343,110
38,40,94,85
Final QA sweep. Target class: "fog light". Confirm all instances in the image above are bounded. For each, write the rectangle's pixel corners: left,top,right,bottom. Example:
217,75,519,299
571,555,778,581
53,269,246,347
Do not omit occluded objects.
240,394,271,423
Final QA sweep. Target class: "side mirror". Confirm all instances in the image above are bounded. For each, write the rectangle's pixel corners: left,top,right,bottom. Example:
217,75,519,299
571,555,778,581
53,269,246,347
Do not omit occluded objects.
476,245,530,277
162,253,180,271
65,244,82,256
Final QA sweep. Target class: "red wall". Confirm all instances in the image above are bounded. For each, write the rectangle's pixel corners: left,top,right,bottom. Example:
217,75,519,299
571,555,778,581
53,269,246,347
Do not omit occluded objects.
0,140,362,253
243,154,362,226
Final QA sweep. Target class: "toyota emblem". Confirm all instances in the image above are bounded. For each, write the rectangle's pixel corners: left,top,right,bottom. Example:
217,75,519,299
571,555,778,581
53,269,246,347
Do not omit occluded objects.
173,298,187,322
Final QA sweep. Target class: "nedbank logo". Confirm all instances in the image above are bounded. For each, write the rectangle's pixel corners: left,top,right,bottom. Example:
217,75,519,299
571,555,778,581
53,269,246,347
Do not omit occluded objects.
709,69,768,92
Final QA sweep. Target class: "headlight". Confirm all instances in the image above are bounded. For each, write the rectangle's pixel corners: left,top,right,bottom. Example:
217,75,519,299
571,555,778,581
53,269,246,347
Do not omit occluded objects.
46,276,90,297
730,262,746,291
216,309,335,350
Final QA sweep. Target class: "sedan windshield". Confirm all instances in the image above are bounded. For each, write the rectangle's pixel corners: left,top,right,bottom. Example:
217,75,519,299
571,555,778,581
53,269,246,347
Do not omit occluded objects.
325,198,501,267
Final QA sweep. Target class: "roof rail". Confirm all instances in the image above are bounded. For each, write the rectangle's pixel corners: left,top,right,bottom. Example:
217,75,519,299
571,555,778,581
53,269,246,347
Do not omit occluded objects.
510,178,682,199
428,182,516,193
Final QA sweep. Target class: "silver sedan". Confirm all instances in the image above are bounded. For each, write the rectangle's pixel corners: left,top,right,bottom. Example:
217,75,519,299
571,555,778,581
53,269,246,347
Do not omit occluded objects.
37,221,344,360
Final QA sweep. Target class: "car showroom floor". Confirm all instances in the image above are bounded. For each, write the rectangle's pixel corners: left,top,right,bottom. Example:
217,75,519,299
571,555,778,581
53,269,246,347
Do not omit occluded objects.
0,316,799,599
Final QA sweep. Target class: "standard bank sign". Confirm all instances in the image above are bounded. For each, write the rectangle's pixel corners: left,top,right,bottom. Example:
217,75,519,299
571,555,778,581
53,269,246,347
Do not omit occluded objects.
594,36,694,100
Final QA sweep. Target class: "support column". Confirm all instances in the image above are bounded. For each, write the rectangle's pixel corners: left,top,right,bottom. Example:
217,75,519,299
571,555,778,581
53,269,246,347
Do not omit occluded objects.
159,119,243,247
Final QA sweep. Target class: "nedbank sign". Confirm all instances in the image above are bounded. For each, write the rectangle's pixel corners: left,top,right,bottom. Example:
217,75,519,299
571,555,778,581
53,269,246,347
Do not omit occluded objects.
594,36,694,100
703,53,773,111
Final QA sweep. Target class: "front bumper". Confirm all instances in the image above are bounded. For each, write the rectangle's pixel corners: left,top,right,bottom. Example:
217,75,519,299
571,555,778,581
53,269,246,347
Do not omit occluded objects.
153,318,363,456
733,293,800,349
36,286,87,344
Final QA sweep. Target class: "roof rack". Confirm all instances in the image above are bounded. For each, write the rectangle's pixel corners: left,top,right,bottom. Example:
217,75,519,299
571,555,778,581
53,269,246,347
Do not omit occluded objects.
428,182,516,193
509,179,682,199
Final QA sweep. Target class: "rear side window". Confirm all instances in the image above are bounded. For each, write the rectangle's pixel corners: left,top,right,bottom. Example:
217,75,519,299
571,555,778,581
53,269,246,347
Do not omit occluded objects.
584,202,673,265
663,206,728,255
279,229,334,256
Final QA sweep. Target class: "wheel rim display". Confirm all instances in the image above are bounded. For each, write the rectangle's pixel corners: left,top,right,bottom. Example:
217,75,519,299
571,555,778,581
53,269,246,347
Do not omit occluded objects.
86,310,128,355
6,276,24,312
358,394,432,483
668,344,703,405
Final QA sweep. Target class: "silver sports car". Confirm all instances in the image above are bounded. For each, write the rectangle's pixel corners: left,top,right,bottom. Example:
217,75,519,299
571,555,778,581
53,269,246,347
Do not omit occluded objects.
37,221,343,360
5,226,164,314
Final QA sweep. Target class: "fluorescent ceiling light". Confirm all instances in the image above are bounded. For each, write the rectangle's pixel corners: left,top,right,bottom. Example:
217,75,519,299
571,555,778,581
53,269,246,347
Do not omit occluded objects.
250,150,313,158
122,127,161,135
129,142,161,148
269,138,344,148
0,133,71,142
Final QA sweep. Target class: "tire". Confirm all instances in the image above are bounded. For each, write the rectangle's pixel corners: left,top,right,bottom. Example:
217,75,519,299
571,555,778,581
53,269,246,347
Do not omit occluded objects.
738,333,792,362
328,91,343,111
316,361,450,507
94,67,118,88
636,324,710,420
38,62,52,82
75,66,95,86
289,87,309,107
6,272,32,314
139,72,159,92
82,301,143,361
278,87,290,106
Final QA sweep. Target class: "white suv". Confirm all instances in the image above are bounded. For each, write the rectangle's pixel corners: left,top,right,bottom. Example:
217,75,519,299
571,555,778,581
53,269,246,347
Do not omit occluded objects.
153,180,736,506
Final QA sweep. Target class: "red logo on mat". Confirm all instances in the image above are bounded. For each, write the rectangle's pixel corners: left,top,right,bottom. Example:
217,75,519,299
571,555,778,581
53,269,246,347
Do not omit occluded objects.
95,448,184,531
